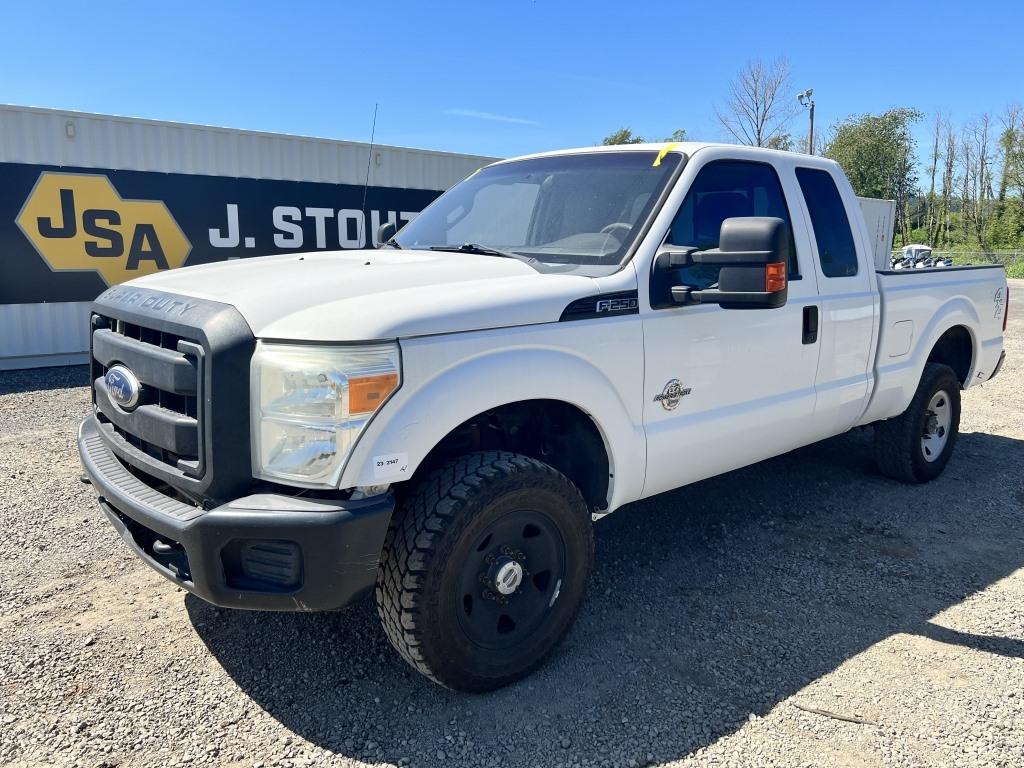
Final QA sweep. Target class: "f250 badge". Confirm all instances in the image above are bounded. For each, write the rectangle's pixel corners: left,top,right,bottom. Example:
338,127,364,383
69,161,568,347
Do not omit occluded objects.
596,297,639,313
654,378,691,410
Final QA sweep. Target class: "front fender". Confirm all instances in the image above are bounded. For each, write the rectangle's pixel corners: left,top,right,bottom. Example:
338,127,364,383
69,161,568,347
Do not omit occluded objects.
338,330,646,512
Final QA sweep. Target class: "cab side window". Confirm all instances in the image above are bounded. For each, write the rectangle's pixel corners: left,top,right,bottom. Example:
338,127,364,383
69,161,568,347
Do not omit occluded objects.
665,160,798,290
795,167,858,277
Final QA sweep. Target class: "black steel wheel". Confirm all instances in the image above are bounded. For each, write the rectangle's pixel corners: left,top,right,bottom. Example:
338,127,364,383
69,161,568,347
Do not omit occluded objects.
376,451,593,692
456,508,566,650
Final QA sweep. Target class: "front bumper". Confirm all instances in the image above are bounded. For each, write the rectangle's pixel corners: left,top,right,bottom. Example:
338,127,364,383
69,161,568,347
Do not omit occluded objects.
78,416,393,611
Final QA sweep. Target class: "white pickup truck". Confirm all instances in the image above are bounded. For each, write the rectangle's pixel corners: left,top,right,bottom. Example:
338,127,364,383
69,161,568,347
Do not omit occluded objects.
78,142,1009,691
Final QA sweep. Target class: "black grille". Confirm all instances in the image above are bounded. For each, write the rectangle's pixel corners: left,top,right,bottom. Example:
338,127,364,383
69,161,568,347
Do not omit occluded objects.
91,314,204,476
89,286,256,501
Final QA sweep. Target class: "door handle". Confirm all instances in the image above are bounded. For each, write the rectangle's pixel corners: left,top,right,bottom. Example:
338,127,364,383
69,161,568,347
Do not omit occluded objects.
802,305,819,344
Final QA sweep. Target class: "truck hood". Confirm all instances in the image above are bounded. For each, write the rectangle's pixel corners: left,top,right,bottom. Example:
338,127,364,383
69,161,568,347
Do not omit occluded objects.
123,249,600,340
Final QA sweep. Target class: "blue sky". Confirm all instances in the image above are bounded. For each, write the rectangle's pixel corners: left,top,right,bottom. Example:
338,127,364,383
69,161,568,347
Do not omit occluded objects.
1,0,1020,162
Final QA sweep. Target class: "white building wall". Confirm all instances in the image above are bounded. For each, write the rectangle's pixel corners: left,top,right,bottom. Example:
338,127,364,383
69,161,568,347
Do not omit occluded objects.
0,104,494,189
0,302,92,370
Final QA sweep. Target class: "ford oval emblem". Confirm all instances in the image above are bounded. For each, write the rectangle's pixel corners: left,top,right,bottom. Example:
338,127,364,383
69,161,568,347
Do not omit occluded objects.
105,364,142,411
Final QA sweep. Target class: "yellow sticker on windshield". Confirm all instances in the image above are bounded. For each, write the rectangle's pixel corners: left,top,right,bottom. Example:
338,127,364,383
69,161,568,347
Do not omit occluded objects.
653,143,680,167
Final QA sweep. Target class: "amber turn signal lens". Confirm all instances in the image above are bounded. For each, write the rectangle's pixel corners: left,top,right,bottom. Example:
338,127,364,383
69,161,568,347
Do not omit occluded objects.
765,262,787,292
349,372,399,414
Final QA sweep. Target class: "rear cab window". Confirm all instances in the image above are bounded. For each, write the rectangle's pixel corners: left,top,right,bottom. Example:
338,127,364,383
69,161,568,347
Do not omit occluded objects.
795,167,859,278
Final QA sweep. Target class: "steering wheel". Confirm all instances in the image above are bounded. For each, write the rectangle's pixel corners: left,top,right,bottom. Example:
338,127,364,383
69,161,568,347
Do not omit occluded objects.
594,222,633,264
600,222,632,238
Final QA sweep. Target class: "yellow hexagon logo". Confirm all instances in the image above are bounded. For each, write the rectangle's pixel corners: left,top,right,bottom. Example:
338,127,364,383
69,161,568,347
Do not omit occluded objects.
16,172,192,286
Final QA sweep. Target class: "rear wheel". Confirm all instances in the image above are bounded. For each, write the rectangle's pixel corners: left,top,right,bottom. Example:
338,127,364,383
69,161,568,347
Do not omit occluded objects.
376,451,593,691
874,362,961,483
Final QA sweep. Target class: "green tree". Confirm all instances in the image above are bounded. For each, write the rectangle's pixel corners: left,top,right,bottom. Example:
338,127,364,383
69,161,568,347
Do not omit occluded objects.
601,128,687,145
601,128,645,145
765,133,794,151
823,108,923,244
989,108,1024,247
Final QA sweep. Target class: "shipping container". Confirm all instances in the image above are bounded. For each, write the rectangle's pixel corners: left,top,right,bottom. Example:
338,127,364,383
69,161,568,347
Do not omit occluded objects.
0,105,498,369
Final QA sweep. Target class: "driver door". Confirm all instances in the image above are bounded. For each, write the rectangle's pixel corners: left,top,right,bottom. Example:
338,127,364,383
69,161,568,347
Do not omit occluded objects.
640,155,822,498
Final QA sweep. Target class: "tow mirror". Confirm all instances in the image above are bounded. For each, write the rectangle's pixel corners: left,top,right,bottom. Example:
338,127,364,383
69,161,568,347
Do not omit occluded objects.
376,221,398,248
654,217,790,310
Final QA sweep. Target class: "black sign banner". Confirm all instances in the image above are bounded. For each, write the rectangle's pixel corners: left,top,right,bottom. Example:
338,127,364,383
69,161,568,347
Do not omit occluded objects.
0,162,443,304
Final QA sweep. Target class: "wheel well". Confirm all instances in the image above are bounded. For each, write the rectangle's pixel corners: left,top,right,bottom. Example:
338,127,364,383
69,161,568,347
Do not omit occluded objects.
927,325,973,386
408,400,611,512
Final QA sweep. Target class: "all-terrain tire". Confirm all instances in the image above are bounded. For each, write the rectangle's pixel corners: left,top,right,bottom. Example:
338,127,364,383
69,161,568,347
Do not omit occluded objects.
874,362,961,483
375,451,593,692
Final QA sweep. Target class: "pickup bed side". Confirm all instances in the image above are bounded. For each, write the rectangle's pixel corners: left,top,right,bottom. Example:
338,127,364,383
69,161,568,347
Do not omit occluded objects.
862,266,1007,425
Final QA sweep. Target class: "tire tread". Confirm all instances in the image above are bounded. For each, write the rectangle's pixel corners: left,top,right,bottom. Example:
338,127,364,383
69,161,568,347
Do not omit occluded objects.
875,362,960,483
375,450,589,689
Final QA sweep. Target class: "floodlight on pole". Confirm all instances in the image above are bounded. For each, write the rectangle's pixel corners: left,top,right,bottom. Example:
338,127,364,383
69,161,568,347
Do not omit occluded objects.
798,89,815,155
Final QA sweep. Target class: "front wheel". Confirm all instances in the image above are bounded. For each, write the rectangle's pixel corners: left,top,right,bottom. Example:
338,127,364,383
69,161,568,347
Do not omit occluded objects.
874,362,961,483
375,451,593,691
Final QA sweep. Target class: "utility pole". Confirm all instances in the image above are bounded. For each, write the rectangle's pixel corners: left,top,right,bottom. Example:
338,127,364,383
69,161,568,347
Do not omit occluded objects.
798,89,815,155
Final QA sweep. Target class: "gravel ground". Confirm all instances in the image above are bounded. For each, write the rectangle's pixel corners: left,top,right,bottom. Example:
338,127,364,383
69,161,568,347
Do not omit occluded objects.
2,280,1023,768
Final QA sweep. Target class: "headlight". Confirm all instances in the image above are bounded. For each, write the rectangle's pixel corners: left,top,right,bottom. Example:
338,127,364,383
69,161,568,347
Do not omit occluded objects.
251,342,400,486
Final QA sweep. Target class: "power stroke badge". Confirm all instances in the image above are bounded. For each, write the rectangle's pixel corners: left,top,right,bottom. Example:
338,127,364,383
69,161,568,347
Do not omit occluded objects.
654,379,691,410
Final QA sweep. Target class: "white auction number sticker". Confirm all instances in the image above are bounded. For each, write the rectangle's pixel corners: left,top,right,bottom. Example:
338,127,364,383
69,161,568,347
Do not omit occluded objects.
372,452,410,480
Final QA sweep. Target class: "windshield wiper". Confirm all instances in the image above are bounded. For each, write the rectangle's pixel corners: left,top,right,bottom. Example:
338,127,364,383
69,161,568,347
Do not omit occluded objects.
429,243,536,265
382,238,402,249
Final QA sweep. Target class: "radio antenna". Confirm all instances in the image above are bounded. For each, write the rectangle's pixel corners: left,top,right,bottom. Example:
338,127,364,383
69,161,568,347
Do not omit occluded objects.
361,103,379,244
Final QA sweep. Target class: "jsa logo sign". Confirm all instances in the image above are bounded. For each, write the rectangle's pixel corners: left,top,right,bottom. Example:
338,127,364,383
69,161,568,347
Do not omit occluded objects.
16,173,191,285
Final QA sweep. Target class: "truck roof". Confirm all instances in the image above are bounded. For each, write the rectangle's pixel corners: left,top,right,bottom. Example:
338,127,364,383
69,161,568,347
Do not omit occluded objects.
496,141,826,165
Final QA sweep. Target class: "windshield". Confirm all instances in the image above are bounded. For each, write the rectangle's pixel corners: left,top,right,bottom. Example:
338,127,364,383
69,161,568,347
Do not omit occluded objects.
394,151,683,274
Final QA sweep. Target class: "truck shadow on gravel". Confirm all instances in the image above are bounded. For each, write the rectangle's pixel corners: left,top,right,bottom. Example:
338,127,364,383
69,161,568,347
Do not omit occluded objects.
0,364,89,395
188,428,1024,767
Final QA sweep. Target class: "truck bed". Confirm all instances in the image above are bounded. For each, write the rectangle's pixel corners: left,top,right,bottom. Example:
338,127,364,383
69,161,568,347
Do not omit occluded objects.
862,264,1007,424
